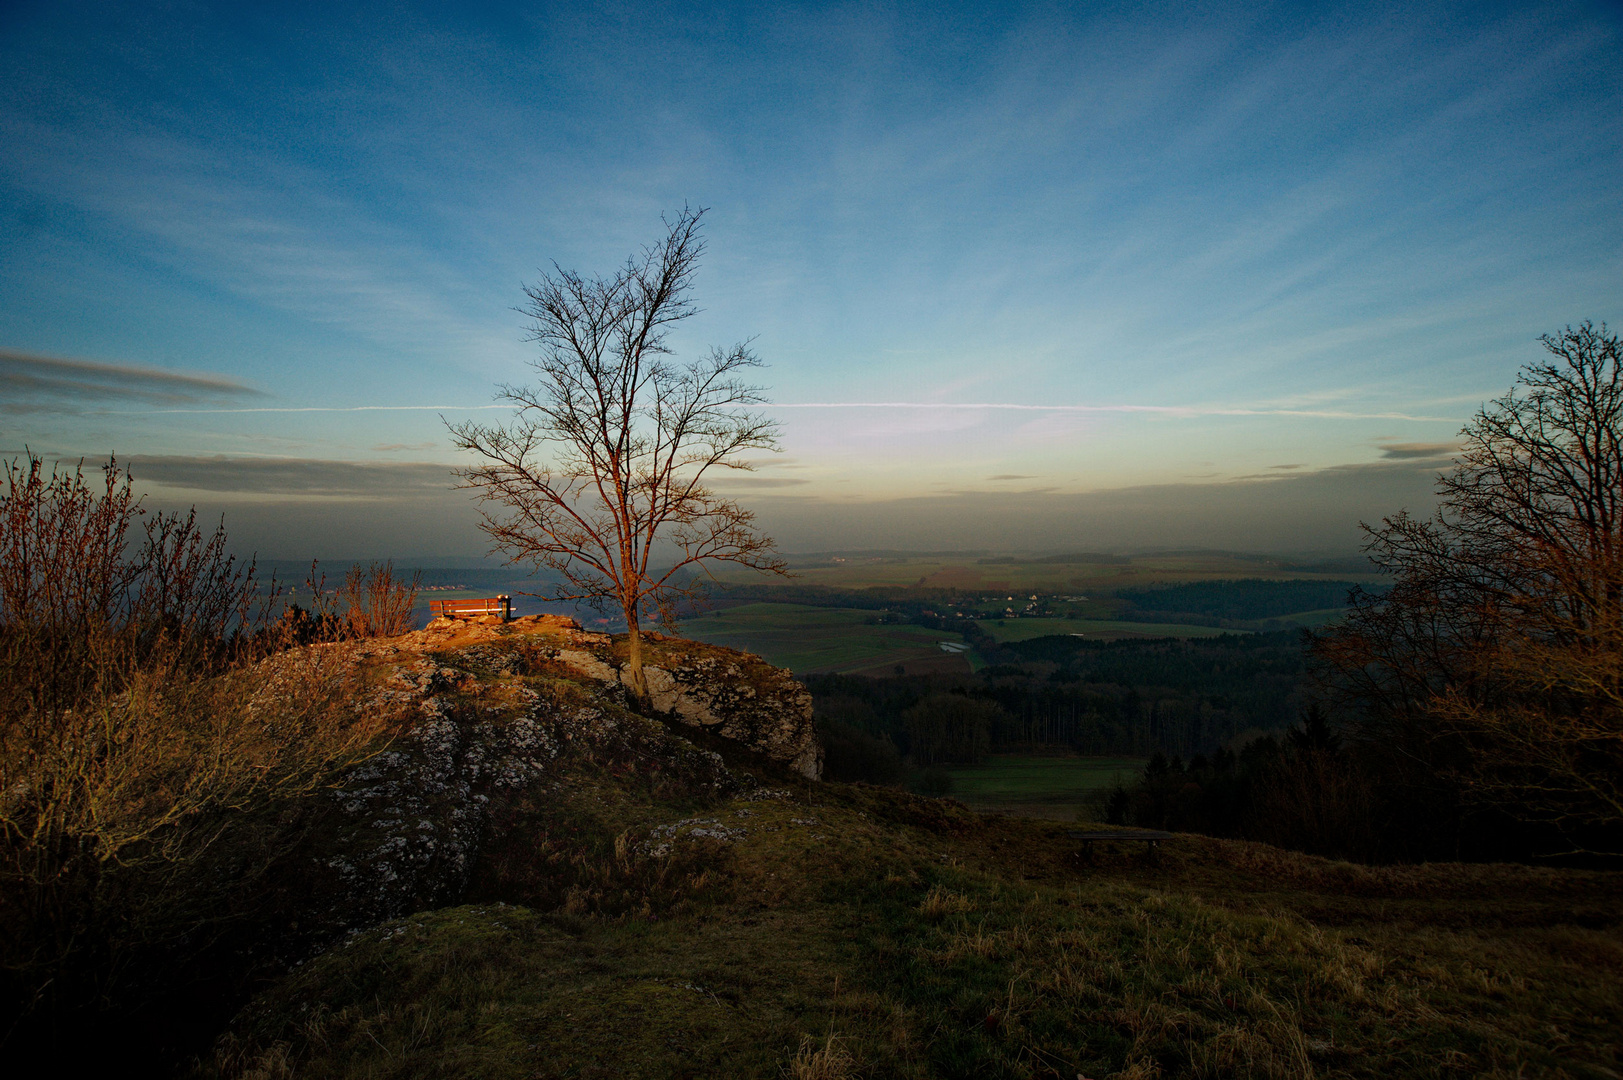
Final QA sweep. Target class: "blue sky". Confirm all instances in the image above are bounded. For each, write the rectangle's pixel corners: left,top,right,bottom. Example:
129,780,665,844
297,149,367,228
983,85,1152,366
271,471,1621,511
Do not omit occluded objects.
2,0,1619,558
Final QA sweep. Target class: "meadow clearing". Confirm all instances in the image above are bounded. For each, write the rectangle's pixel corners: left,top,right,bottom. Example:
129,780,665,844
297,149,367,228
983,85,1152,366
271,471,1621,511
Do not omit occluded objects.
942,754,1148,820
680,602,967,674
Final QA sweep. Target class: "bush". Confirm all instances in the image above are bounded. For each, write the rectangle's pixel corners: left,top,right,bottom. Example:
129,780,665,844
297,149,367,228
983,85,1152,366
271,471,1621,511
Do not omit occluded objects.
293,557,422,641
1314,323,1623,856
0,455,391,1064
817,718,904,785
911,767,955,797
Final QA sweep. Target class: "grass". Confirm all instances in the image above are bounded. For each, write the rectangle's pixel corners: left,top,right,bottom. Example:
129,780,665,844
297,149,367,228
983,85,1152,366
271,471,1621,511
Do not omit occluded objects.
199,633,1622,1080
209,780,1623,1080
978,617,1237,641
944,754,1147,819
681,602,964,673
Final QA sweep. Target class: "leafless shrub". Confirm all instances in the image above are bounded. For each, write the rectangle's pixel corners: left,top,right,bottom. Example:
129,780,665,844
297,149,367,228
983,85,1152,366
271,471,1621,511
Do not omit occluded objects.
280,559,421,643
0,453,390,1045
339,560,421,638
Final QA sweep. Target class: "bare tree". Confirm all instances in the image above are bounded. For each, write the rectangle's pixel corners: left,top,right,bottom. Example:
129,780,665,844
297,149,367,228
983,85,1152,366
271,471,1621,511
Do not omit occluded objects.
446,207,786,700
1314,323,1623,851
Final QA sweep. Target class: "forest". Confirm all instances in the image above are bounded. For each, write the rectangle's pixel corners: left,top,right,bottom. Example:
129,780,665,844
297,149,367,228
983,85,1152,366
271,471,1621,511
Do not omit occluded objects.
808,628,1307,771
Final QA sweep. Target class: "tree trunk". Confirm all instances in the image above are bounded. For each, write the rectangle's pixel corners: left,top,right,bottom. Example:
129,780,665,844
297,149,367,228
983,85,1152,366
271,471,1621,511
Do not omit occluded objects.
623,613,649,704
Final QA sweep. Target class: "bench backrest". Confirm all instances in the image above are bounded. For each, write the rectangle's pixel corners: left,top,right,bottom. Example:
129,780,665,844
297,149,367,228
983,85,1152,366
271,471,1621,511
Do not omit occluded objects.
428,595,511,621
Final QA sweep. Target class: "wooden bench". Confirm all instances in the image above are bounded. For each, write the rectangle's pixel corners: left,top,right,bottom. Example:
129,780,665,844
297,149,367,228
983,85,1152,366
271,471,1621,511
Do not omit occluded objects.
429,595,512,621
1067,829,1173,862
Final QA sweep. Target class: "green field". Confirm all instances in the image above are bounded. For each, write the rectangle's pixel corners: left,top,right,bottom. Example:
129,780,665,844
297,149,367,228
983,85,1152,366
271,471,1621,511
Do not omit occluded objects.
944,754,1146,819
681,602,965,673
1272,606,1347,628
679,605,1243,673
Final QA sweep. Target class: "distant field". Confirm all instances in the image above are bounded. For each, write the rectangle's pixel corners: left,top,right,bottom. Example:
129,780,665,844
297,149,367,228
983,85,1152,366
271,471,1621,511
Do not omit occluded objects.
979,617,1236,641
680,602,966,674
944,754,1147,820
707,551,1381,593
1273,607,1347,628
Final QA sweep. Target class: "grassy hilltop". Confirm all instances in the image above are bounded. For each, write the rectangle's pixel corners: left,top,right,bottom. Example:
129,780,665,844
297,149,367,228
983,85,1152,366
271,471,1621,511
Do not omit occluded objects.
212,785,1623,1079
200,628,1622,1080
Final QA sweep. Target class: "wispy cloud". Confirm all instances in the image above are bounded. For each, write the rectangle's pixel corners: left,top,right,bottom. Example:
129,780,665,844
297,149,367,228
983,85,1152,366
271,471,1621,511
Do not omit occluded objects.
0,120,517,362
106,404,511,415
987,474,1036,481
709,476,811,489
125,455,455,497
1,349,260,410
1377,441,1459,459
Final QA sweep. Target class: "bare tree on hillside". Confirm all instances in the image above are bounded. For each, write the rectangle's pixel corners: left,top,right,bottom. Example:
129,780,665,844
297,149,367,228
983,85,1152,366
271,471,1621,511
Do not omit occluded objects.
1314,322,1623,851
446,207,786,701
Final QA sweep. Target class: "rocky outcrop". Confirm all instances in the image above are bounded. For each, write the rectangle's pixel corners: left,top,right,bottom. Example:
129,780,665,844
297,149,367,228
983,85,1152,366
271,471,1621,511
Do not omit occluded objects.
627,637,821,781
261,615,819,932
408,615,823,780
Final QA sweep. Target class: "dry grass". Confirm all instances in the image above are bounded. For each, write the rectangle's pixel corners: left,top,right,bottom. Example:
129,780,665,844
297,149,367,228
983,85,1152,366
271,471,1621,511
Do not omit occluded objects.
201,779,1623,1079
788,1033,856,1080
918,884,976,919
150,622,1622,1080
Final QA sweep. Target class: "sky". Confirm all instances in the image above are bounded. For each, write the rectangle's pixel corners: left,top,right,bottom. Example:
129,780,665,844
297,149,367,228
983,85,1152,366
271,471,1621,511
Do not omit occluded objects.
2,0,1620,560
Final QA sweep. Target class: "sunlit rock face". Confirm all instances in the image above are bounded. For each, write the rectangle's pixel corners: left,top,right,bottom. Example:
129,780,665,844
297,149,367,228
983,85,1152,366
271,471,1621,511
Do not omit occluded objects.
264,615,820,933
472,617,824,781
627,642,822,782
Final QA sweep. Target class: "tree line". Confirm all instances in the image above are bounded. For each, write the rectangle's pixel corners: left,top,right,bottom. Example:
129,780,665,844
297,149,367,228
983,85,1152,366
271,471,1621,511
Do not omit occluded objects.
1114,324,1623,862
1113,578,1379,628
805,629,1308,779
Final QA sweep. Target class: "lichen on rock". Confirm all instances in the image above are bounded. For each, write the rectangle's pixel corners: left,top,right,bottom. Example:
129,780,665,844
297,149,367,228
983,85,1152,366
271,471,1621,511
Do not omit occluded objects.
434,617,824,780
626,638,822,781
261,615,818,938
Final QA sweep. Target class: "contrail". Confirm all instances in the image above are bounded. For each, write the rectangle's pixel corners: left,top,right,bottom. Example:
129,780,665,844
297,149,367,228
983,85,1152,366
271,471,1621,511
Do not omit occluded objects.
105,404,515,415
769,402,1460,422
107,401,1459,422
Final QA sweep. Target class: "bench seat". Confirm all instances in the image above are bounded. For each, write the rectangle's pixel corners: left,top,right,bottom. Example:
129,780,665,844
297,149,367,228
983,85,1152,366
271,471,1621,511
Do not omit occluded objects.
1067,829,1173,863
429,595,511,621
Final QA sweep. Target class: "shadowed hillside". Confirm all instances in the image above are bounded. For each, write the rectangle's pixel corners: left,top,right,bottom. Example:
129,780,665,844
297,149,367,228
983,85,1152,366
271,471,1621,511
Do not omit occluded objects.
170,620,1622,1079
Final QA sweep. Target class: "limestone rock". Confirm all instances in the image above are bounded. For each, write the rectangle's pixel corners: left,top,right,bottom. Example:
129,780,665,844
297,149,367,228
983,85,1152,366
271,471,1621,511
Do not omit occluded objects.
258,637,746,936
394,617,823,780
624,640,822,780
556,649,618,683
251,615,821,937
